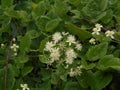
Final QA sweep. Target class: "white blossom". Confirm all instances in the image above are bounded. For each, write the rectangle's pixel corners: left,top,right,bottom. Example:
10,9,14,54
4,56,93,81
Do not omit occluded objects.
12,38,16,42
66,48,77,59
65,48,77,64
44,41,55,52
20,84,30,90
66,35,76,46
1,43,5,48
14,52,18,56
10,43,19,52
89,38,96,44
75,43,82,51
50,48,60,61
69,66,82,77
66,57,74,64
105,30,115,39
69,68,76,77
52,32,62,43
92,28,101,35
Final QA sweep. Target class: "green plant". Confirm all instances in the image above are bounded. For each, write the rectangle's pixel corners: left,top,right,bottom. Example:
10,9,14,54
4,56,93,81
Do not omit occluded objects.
1,0,120,90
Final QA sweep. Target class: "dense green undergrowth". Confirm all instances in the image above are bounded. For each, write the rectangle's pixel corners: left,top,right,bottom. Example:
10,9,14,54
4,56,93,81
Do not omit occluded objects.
1,0,120,90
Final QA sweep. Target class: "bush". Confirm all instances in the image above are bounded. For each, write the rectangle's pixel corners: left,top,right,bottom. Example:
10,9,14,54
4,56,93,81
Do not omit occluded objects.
1,0,120,90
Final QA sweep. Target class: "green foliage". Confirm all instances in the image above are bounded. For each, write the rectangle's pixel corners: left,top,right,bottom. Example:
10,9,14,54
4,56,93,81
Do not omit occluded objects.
1,0,120,90
86,42,108,61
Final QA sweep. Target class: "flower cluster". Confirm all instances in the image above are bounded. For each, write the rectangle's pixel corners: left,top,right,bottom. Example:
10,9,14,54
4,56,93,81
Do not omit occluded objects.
44,32,83,76
10,38,19,56
90,24,115,44
69,66,83,77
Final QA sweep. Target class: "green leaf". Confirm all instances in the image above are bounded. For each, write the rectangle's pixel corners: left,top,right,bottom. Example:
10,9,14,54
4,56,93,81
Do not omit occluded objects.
36,81,51,90
80,71,112,90
16,56,29,63
97,55,120,71
51,72,59,85
92,71,112,90
41,69,51,81
46,18,62,32
101,9,113,24
39,38,49,52
86,42,108,61
19,35,31,53
54,0,69,17
65,22,92,41
39,55,49,63
64,81,82,90
32,1,47,20
82,0,108,22
1,0,13,8
22,66,33,76
67,0,81,6
26,30,39,39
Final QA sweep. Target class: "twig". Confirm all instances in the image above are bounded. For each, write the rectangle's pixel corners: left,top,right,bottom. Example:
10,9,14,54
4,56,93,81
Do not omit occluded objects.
4,40,12,90
4,18,19,90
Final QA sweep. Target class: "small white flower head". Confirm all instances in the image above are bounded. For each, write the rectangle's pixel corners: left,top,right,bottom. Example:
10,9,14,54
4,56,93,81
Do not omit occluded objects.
105,30,115,39
44,41,55,52
52,32,62,43
14,52,18,56
10,43,19,52
20,84,30,90
69,68,75,77
92,28,101,35
89,38,96,44
12,38,16,42
66,35,76,46
66,57,74,64
75,43,82,51
1,43,5,48
66,48,77,59
50,48,60,61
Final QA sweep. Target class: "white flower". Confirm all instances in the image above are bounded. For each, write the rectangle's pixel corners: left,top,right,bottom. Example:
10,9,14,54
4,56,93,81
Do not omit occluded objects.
95,23,103,29
105,30,115,39
65,48,77,64
12,38,16,42
66,35,76,46
75,43,82,51
52,32,62,43
92,28,101,35
66,48,77,59
10,43,19,52
50,48,60,61
69,68,75,77
14,52,18,56
20,84,30,90
1,43,5,48
44,41,55,52
66,57,74,64
89,38,96,44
